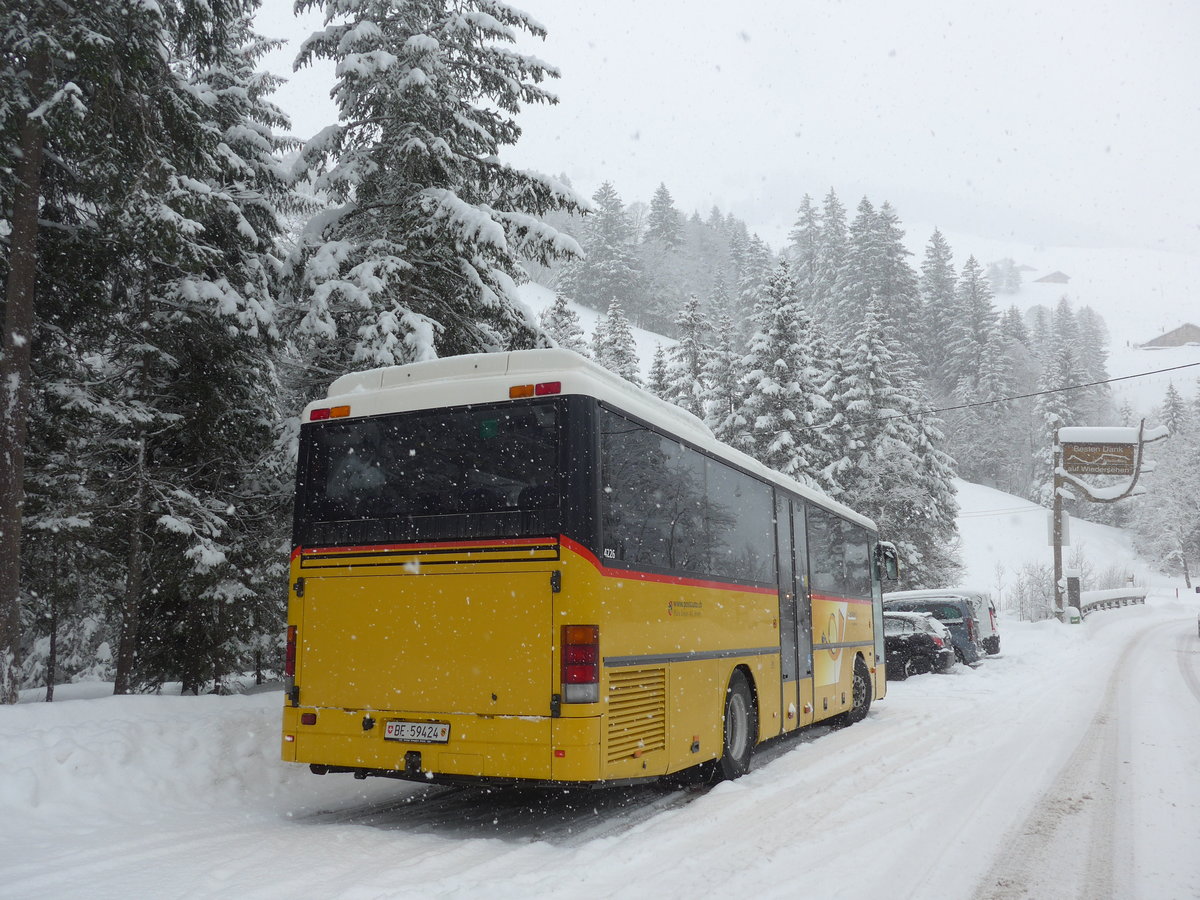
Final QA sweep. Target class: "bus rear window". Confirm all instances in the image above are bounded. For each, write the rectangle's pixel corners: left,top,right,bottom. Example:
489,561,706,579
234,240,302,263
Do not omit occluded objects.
297,400,562,543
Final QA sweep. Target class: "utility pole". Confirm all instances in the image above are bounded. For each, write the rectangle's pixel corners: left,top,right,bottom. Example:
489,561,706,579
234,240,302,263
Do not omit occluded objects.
1052,445,1064,619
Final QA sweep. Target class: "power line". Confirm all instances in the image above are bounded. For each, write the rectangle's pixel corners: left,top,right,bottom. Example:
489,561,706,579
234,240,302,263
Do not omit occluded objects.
800,360,1200,433
958,505,1045,518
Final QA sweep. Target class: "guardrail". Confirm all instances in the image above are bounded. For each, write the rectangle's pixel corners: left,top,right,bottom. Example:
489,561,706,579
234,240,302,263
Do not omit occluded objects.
1079,588,1147,617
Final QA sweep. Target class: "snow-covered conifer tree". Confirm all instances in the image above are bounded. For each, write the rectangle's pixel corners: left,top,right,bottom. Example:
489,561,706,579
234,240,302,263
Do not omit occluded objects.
557,181,639,316
734,235,773,348
824,301,961,586
1033,334,1085,503
1159,383,1191,436
592,297,641,385
645,183,682,249
829,196,881,339
288,0,583,391
539,293,589,356
638,183,687,333
808,188,848,331
918,229,957,394
1000,305,1030,347
946,255,1000,393
1075,305,1115,423
647,345,669,397
787,194,821,292
736,262,833,484
873,202,921,349
1025,304,1053,360
1132,433,1200,588
702,281,746,443
661,294,710,418
104,15,297,694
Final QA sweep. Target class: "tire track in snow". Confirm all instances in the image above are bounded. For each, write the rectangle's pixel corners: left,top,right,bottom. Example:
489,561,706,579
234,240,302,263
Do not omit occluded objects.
970,619,1181,900
1175,627,1200,705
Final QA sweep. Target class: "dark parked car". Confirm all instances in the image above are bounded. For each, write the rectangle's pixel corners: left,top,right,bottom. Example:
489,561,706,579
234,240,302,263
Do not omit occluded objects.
885,588,1000,655
884,611,956,679
883,596,984,665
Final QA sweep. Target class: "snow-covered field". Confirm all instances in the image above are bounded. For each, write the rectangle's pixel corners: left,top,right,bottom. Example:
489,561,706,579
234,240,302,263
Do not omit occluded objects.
4,484,1199,900
955,479,1149,599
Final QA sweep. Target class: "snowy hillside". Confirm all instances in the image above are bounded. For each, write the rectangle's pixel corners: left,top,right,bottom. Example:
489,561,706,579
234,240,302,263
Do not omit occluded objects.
904,227,1200,412
4,482,1197,899
955,479,1147,606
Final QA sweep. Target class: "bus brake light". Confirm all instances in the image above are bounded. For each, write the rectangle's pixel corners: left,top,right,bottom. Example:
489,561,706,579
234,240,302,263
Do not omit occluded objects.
309,405,350,421
562,624,599,703
509,382,561,399
285,625,297,677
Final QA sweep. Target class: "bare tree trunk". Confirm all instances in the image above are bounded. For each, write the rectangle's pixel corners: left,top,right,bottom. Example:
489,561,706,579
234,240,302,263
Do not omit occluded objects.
113,438,147,695
212,598,226,694
0,48,49,705
45,591,57,702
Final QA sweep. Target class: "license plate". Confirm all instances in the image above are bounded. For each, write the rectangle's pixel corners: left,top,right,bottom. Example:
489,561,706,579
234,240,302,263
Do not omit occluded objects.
384,720,450,743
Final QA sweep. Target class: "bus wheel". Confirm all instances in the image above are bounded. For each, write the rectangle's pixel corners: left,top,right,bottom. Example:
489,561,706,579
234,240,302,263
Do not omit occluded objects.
716,670,757,781
844,657,873,725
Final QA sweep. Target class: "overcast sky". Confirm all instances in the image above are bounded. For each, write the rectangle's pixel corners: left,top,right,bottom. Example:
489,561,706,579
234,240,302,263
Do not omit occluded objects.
255,1,1200,254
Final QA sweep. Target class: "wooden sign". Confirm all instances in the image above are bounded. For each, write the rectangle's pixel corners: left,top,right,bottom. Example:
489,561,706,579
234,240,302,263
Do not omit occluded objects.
1061,442,1136,476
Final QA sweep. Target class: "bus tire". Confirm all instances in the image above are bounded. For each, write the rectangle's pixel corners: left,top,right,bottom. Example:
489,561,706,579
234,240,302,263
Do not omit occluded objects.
843,656,873,725
716,669,757,782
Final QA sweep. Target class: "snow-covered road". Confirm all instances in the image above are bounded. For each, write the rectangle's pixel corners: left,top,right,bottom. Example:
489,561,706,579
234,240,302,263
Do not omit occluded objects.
3,600,1198,900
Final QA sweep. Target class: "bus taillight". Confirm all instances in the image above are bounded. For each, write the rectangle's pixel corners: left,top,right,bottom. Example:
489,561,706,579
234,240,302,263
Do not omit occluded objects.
562,624,599,703
309,405,350,421
285,625,297,677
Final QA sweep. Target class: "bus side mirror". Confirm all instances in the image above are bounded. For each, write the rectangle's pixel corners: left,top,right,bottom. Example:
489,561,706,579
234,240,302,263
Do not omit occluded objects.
875,542,899,582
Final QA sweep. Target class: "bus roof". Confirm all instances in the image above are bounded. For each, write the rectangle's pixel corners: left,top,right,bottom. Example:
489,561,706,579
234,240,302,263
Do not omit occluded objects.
311,348,876,531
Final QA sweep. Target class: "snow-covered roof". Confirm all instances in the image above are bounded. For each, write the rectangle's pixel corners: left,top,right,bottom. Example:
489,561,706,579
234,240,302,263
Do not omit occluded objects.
1058,426,1139,444
884,587,992,602
1058,424,1169,444
310,348,876,530
882,610,949,636
883,610,936,622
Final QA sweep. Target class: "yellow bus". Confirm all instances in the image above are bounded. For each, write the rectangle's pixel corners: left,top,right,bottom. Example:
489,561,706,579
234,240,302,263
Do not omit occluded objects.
282,348,897,786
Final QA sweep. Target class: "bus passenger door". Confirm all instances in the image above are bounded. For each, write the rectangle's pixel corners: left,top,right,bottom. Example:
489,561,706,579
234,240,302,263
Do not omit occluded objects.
776,495,814,731
791,502,814,726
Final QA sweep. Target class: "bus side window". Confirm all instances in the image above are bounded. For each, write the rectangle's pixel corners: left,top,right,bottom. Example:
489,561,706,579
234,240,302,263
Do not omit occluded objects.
705,457,774,583
842,522,872,599
807,507,846,594
600,409,673,566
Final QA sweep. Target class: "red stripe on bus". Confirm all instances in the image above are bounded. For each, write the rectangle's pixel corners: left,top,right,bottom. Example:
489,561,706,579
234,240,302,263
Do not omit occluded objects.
299,536,555,557
560,535,778,596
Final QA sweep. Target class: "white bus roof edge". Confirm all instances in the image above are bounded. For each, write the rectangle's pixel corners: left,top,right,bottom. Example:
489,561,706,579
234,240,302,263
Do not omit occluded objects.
310,348,876,531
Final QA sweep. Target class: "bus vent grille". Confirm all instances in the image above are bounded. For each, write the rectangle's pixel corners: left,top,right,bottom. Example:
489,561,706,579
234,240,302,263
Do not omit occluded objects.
606,668,667,764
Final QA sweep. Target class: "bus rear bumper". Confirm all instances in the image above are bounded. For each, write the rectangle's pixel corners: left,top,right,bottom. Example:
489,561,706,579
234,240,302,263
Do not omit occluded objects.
282,705,602,784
